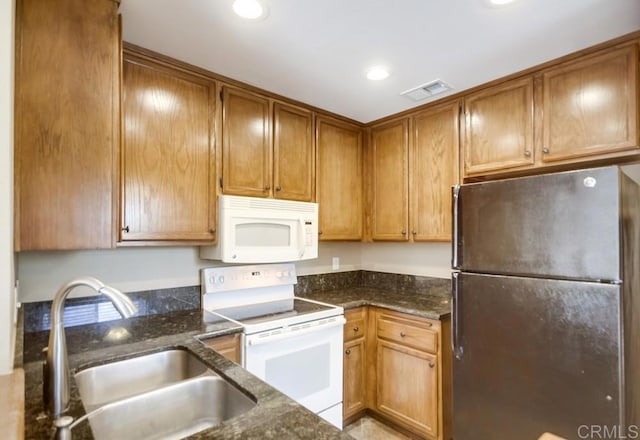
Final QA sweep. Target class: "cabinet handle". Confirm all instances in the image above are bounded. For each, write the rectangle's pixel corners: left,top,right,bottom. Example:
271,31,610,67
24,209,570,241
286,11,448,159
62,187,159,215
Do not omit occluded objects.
121,226,129,233
353,327,359,332
543,147,550,154
345,349,351,355
412,230,417,235
318,231,323,236
524,150,531,157
428,362,435,368
275,186,282,191
401,229,407,235
265,185,271,190
400,331,406,337
209,229,216,234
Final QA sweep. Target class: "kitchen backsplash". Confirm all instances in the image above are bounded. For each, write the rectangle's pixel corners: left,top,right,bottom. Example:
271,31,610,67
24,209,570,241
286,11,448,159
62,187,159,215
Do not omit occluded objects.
23,270,451,333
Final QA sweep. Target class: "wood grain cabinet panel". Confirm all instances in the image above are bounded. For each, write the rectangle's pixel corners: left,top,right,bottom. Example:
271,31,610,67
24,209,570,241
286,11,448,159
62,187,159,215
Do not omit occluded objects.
316,117,363,240
14,0,120,250
410,101,459,242
273,103,315,201
202,333,241,364
222,87,272,197
540,45,639,163
370,119,410,241
463,77,535,176
121,55,216,242
343,307,367,421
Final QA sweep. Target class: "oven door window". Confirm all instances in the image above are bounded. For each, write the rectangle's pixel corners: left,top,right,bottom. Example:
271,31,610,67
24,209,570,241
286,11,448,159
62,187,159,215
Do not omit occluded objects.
244,323,343,415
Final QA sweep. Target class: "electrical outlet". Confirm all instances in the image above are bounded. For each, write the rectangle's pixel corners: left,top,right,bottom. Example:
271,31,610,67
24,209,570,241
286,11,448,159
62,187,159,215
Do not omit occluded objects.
332,257,340,270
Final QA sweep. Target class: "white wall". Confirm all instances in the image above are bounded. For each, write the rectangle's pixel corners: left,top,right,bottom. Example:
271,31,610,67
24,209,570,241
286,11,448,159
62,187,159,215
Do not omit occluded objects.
18,242,451,303
0,0,16,374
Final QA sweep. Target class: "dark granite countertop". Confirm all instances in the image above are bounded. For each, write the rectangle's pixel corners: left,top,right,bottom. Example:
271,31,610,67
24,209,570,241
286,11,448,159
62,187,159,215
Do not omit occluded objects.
23,309,350,440
299,286,452,320
22,272,451,439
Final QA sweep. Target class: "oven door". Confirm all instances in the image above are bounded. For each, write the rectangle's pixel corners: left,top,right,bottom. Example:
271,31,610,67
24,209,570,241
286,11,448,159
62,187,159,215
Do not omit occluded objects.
244,316,345,428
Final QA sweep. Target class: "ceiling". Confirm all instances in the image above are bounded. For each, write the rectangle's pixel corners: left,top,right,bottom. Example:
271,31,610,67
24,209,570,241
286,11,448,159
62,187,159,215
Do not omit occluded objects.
120,0,640,123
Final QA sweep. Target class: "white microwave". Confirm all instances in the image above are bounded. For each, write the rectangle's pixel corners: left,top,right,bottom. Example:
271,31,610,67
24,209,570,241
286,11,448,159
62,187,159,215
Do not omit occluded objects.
200,195,319,263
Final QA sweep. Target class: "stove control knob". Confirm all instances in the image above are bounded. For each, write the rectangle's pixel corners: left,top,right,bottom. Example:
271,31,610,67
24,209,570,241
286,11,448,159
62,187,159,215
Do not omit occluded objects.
209,276,215,285
217,275,225,285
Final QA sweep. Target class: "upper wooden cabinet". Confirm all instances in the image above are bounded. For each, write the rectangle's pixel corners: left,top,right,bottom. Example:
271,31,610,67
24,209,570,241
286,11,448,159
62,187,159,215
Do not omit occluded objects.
14,0,120,250
462,77,535,177
370,120,410,241
273,103,315,201
539,45,639,163
369,101,459,242
222,88,315,201
120,53,216,243
316,117,363,240
410,101,460,241
221,87,272,198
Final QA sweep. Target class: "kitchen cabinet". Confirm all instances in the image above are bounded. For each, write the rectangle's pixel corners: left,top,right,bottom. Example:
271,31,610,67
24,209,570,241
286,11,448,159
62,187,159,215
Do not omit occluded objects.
462,77,535,177
316,116,364,240
120,52,216,243
369,119,410,241
343,307,367,422
222,88,314,201
14,0,120,250
202,333,241,363
273,102,315,201
371,308,451,440
538,44,639,163
369,101,459,242
410,101,460,241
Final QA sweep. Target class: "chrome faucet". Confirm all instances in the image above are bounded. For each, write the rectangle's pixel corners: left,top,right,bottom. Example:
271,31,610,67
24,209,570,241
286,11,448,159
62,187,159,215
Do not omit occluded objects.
44,277,137,417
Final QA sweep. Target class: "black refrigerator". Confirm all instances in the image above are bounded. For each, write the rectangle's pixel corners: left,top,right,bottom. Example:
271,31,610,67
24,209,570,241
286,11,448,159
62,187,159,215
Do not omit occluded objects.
451,166,640,440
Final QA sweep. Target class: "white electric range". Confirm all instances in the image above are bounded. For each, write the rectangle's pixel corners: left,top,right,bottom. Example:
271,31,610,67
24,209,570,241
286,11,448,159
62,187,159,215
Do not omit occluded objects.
201,263,345,429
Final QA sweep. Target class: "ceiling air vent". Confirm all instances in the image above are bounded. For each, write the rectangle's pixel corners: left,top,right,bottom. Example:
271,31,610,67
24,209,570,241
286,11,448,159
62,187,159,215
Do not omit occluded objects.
400,80,453,101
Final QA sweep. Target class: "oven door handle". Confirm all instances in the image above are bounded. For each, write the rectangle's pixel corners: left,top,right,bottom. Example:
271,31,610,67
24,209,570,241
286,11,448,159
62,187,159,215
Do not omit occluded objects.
245,316,346,346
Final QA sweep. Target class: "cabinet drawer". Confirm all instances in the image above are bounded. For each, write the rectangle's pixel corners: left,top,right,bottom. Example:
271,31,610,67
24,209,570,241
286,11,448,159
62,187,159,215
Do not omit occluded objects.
377,316,438,353
344,307,366,342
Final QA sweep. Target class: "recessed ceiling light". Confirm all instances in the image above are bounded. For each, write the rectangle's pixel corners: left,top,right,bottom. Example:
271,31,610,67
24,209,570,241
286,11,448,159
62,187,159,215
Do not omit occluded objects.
233,0,267,20
488,0,516,5
366,66,390,81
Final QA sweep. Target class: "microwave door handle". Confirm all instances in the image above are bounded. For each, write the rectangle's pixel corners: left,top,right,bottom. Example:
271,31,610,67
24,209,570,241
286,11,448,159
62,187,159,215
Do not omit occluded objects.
298,217,305,258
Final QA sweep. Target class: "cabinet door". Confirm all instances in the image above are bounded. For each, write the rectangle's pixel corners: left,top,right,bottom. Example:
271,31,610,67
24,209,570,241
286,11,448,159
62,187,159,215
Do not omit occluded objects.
14,0,119,250
463,77,535,176
222,87,271,197
121,55,216,242
540,45,639,163
344,338,367,420
370,119,409,241
377,339,438,438
316,117,363,240
410,101,459,242
202,333,241,364
273,103,314,201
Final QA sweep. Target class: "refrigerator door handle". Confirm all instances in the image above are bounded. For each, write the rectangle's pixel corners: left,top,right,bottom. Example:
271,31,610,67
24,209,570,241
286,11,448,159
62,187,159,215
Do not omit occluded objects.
452,272,464,360
452,185,461,269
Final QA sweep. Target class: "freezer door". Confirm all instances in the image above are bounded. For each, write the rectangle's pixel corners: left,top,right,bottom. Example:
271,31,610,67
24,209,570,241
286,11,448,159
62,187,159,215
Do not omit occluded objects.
452,273,622,440
453,166,622,281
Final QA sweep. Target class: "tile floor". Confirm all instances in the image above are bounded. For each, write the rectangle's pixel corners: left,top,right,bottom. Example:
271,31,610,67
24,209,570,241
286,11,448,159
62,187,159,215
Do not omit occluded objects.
344,416,410,440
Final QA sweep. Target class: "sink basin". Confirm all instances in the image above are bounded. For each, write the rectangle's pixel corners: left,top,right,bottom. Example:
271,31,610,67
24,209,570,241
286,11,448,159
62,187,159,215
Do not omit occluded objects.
74,349,211,411
77,376,256,440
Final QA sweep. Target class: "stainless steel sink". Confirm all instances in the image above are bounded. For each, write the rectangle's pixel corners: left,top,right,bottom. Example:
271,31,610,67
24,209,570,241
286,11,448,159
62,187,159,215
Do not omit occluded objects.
72,349,256,439
77,376,256,440
75,349,211,411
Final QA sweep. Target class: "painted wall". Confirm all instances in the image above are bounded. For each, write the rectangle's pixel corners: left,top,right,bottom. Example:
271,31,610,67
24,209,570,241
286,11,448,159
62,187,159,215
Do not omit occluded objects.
17,242,451,303
0,0,16,374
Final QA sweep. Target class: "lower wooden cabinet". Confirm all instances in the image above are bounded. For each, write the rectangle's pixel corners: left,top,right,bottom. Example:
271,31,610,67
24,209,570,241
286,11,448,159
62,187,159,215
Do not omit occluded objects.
343,306,451,440
201,333,241,364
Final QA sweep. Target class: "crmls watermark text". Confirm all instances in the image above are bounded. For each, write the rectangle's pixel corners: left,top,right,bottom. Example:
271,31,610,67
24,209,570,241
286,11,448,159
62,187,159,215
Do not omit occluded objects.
577,425,640,439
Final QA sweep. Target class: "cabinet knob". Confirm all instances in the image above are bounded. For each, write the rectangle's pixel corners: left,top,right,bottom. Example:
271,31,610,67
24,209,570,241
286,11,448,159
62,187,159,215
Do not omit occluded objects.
345,349,351,355
401,229,407,235
543,147,550,154
265,185,271,190
121,226,129,233
400,331,406,338
428,362,435,368
412,230,417,235
524,150,531,157
275,186,282,191
318,231,323,236
353,327,359,332
209,229,216,234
